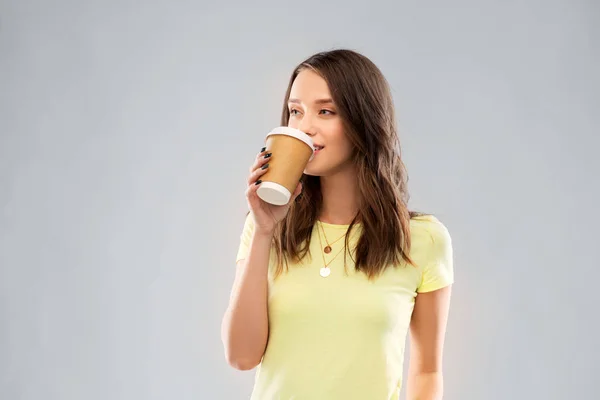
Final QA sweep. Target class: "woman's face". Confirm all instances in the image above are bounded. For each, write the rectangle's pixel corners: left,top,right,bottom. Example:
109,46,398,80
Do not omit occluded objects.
287,69,354,177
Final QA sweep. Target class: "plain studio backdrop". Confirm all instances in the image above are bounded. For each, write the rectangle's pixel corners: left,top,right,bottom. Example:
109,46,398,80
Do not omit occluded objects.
1,0,598,399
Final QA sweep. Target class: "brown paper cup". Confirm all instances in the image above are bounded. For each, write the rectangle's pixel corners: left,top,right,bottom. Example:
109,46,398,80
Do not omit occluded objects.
257,127,315,205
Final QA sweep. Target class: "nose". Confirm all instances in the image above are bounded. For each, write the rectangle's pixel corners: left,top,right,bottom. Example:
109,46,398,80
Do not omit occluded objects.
297,115,316,137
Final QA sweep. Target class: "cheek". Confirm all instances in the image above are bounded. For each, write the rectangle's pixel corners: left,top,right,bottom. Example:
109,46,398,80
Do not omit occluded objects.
332,130,353,159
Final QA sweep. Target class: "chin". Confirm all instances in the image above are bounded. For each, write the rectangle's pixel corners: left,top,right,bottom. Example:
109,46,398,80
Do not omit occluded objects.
303,168,322,177
303,163,328,177
304,160,349,177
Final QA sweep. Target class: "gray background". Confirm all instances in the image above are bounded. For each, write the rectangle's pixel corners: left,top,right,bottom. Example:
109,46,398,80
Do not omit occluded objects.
1,0,598,399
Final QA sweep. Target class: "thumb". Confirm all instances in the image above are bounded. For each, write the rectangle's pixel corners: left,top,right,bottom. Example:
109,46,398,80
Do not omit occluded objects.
291,181,303,202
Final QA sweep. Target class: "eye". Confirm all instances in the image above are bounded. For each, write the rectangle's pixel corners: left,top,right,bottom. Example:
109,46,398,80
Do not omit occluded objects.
319,109,335,115
289,108,300,116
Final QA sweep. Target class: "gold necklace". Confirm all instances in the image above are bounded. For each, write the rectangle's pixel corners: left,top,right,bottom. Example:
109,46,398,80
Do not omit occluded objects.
316,225,346,278
318,221,346,254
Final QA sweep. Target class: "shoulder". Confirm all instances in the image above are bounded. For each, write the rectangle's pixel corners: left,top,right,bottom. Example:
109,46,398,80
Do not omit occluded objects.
238,212,257,246
410,214,451,242
408,214,452,267
239,211,258,234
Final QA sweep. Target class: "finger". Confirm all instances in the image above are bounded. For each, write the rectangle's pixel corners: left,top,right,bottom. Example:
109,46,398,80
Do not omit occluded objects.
249,149,272,173
245,179,265,208
245,179,260,198
290,181,303,202
246,162,270,186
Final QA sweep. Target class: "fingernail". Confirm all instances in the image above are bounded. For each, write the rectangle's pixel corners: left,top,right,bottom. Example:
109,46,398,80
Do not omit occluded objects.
261,163,269,170
264,153,272,159
260,147,266,153
255,180,262,185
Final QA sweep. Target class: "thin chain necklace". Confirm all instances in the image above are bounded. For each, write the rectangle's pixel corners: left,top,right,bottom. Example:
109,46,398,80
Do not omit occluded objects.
316,224,346,278
318,221,346,254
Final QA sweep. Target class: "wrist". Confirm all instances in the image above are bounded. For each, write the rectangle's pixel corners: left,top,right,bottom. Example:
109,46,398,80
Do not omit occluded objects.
254,227,275,239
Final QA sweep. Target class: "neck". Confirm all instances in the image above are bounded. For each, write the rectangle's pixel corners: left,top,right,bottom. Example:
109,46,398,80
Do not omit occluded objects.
318,166,359,225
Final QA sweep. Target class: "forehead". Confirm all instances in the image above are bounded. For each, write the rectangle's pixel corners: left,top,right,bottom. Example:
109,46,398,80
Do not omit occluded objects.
289,69,332,101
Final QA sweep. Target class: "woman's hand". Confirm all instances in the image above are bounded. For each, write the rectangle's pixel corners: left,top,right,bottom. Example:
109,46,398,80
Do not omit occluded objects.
245,148,302,235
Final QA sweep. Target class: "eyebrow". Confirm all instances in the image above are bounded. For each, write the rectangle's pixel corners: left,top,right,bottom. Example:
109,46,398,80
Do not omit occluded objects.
288,98,334,105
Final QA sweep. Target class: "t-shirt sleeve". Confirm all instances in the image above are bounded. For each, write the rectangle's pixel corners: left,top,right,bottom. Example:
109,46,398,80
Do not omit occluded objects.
417,219,454,293
235,213,256,264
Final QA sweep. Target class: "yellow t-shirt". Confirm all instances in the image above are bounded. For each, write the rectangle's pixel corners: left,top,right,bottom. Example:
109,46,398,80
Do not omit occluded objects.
235,214,454,400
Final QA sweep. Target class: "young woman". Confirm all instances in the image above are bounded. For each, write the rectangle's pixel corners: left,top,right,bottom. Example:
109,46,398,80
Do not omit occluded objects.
221,49,454,400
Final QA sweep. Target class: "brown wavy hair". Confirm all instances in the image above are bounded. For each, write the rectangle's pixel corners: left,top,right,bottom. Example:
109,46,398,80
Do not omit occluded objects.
272,49,422,280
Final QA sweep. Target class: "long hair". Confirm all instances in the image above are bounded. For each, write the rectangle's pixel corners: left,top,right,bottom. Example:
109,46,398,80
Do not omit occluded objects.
272,49,421,280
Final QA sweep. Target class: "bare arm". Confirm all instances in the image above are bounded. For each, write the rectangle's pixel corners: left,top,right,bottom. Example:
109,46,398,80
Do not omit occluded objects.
221,229,273,370
221,146,302,370
407,285,452,400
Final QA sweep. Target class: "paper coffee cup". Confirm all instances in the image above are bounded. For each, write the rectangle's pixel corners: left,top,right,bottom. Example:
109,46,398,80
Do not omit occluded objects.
257,127,315,206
